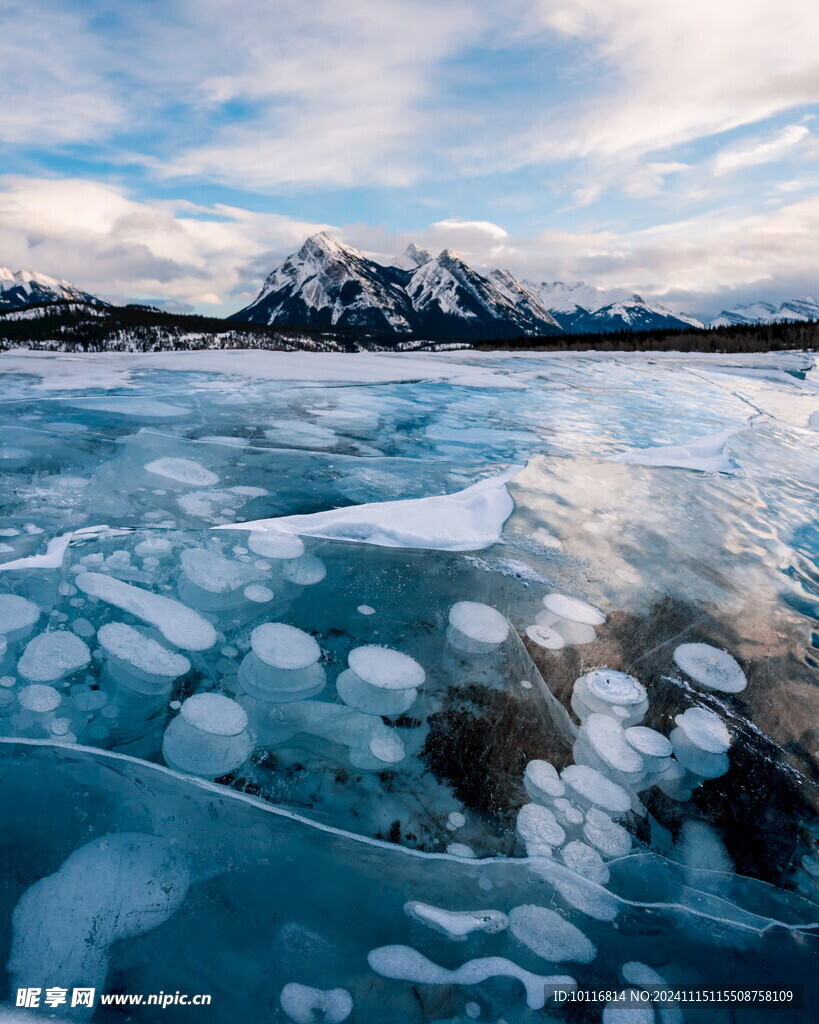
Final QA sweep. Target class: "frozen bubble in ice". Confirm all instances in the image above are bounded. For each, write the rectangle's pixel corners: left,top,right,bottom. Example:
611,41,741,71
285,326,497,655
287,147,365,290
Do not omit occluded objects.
447,811,466,830
543,594,606,626
524,760,566,802
583,714,645,774
560,841,610,884
17,631,90,683
18,684,62,712
367,945,576,1012
603,995,654,1024
465,1003,481,1019
178,548,262,609
248,530,305,560
181,693,248,736
583,670,646,708
552,618,597,646
71,617,96,639
561,765,631,815
280,983,353,1024
348,645,425,690
674,707,731,753
582,808,632,858
266,419,339,448
526,624,565,650
134,537,173,559
554,798,584,826
448,601,509,645
624,726,672,759
672,642,747,693
98,622,190,680
163,694,254,777
357,604,376,616
281,554,326,585
251,624,320,670
509,904,596,963
244,584,274,603
516,803,566,852
75,573,217,651
447,843,476,858
368,730,405,764
336,668,417,716
0,594,40,639
622,962,669,987
144,457,219,487
405,901,508,941
669,728,729,779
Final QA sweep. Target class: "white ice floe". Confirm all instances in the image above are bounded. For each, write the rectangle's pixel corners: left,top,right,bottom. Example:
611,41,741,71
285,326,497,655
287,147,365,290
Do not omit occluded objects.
674,707,731,753
543,594,606,626
0,532,72,572
162,693,254,778
280,984,353,1024
672,642,748,693
218,465,523,551
367,945,576,1011
561,765,631,815
509,904,596,963
17,631,90,683
75,573,217,651
607,424,746,474
247,529,305,560
404,902,508,941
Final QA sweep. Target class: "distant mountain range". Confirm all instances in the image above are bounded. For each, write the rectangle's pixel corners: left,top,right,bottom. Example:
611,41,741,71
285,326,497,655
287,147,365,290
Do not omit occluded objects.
2,239,817,340
0,266,106,312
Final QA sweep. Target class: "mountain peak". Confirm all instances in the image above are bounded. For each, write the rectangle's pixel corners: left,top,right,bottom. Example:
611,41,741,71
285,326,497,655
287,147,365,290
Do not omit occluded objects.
392,242,432,271
299,231,357,258
0,266,105,312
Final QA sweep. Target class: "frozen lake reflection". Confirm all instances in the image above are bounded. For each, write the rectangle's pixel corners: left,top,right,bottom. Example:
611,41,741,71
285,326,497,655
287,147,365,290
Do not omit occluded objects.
0,348,817,1021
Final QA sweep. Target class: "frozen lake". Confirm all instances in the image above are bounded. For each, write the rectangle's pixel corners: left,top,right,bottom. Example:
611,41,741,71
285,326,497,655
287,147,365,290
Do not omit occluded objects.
0,347,817,1022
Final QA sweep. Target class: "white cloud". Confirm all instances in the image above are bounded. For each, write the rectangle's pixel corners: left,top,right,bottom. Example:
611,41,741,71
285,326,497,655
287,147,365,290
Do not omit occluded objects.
714,124,810,176
0,177,331,309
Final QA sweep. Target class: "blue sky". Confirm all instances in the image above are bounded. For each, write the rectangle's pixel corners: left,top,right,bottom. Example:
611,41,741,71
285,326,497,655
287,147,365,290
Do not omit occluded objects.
0,0,817,317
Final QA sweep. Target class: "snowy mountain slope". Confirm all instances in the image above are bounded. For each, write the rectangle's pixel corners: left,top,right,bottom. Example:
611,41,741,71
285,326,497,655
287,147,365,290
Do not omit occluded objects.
0,267,105,311
523,280,704,333
231,232,416,333
711,297,819,327
487,270,562,331
406,250,561,337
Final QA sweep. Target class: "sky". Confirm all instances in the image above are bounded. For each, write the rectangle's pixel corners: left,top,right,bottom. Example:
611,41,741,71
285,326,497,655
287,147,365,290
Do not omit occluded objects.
1,0,817,319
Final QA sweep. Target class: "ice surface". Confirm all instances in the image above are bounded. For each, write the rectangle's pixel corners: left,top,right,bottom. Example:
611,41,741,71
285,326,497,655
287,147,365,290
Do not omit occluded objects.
75,573,217,650
673,642,748,693
1,348,817,1020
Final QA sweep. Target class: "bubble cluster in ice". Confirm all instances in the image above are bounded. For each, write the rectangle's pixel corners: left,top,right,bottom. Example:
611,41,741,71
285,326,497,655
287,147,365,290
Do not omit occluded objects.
337,644,425,716
508,904,596,963
404,901,508,941
17,631,90,683
279,984,353,1024
162,694,254,778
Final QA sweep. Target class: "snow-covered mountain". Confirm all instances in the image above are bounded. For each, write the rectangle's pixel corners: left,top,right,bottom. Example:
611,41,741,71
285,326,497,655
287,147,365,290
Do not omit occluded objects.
0,267,105,311
586,295,704,333
711,297,819,327
231,232,416,333
232,234,561,338
523,280,703,333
